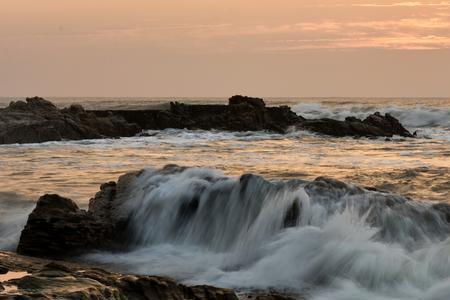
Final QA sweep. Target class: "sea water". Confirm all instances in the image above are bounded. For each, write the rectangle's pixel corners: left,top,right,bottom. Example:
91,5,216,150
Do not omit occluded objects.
0,97,449,299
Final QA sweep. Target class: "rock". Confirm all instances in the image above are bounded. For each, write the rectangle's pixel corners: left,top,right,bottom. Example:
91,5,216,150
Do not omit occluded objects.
0,266,8,274
283,200,300,228
16,170,144,257
240,292,302,300
0,251,238,300
363,112,413,137
298,112,413,138
1,96,413,143
229,95,266,108
16,194,115,258
254,294,299,300
0,97,140,144
92,95,302,134
432,203,450,223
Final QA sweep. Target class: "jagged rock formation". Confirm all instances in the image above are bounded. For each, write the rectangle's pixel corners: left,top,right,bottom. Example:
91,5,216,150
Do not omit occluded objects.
298,112,414,138
0,95,414,144
92,95,303,134
0,97,140,144
16,194,116,258
16,171,142,258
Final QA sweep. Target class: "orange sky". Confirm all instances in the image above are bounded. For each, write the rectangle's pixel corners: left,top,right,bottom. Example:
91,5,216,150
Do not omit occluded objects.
1,0,450,97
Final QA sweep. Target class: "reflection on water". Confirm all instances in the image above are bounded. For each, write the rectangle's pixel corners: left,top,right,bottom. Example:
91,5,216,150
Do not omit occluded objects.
0,130,448,205
0,271,28,282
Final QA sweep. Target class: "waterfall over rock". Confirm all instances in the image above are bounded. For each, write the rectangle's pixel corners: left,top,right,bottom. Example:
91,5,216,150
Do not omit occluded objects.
85,166,450,300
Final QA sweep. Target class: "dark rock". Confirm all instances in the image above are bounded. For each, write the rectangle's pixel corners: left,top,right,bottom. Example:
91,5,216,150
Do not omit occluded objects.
345,116,361,122
363,112,413,137
16,170,143,257
16,194,115,258
298,112,413,138
432,203,450,223
0,266,8,274
0,251,239,300
283,200,300,228
33,194,79,213
0,97,140,144
1,96,413,143
229,95,266,108
92,95,302,134
253,294,299,300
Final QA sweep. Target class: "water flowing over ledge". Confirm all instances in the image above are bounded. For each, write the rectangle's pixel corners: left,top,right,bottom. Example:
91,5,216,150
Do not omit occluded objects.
6,165,450,299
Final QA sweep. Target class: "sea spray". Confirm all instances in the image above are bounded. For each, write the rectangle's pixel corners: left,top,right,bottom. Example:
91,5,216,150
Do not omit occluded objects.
0,192,34,251
84,167,450,300
292,103,450,129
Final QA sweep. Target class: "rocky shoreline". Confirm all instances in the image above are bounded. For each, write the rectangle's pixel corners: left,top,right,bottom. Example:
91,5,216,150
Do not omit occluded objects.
15,165,450,259
0,95,413,144
1,166,301,299
0,251,301,300
0,251,241,300
3,165,450,299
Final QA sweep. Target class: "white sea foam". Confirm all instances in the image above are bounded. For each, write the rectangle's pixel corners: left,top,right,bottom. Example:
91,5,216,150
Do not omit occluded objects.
84,167,450,300
292,103,450,129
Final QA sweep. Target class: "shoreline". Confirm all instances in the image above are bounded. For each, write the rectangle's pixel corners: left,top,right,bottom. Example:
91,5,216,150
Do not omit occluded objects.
3,166,450,298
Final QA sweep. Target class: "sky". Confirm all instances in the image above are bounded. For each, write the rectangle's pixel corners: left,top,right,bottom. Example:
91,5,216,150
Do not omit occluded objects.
1,0,450,97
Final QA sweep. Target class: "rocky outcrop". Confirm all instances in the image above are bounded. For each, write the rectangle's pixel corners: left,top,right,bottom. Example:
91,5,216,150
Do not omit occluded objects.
0,97,140,144
0,96,413,144
93,95,303,134
16,169,143,258
0,251,238,300
16,194,116,258
299,112,414,138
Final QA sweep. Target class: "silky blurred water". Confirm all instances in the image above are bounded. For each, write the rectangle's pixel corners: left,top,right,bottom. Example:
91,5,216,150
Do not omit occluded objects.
0,97,449,298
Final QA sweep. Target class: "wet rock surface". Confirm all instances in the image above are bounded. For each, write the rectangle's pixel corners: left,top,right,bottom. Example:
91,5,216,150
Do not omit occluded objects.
16,171,142,258
13,165,450,300
0,251,238,300
16,194,115,258
0,95,413,144
17,165,447,261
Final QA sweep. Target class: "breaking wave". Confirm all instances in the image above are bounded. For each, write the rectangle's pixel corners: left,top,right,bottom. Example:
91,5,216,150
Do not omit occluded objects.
85,166,450,300
292,103,450,129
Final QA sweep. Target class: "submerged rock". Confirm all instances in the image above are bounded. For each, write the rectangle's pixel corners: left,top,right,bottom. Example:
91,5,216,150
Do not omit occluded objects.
0,251,238,300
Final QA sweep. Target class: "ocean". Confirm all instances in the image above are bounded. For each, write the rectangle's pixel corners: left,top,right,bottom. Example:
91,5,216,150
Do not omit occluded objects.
0,97,449,299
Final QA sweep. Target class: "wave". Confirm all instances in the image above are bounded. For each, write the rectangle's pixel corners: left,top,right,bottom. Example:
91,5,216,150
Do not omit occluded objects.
84,167,450,300
292,103,450,130
0,192,34,251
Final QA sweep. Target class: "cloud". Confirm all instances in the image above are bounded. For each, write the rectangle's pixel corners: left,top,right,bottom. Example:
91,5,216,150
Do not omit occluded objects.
2,1,449,52
353,1,450,7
